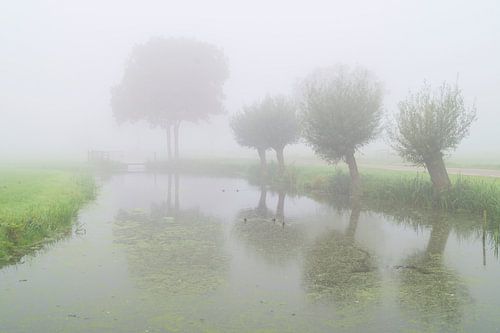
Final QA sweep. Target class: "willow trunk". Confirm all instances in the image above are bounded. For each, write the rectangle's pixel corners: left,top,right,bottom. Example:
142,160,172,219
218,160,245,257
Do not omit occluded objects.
425,155,451,192
275,147,285,173
345,151,362,199
257,148,267,177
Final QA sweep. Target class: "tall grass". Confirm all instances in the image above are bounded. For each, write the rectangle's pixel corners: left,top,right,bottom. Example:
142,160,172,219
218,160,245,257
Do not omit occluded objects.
360,173,500,219
247,163,500,222
0,169,96,265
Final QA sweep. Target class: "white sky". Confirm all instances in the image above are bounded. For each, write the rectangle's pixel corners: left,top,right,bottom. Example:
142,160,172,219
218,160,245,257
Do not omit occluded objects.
1,0,499,161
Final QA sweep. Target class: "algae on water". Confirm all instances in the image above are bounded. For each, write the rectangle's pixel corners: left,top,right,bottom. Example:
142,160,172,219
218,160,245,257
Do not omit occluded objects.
303,206,381,327
397,221,471,332
113,208,229,296
233,191,307,265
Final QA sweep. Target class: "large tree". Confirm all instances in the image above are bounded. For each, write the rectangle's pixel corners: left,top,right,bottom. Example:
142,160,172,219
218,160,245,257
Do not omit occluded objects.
230,105,270,173
231,95,300,173
300,66,383,198
111,37,229,160
259,95,300,172
389,82,476,191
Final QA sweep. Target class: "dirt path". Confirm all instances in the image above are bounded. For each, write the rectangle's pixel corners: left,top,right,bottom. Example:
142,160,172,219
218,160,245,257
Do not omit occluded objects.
360,164,500,178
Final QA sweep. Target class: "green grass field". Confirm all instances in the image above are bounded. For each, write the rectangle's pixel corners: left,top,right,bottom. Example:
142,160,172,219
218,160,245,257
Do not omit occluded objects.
0,168,95,265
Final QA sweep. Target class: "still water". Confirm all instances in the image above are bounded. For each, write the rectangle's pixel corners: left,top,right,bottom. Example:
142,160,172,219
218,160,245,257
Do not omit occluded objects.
1,173,499,332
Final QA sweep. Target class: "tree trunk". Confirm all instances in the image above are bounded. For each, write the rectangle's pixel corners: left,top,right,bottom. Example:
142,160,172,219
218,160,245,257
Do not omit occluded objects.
166,125,172,161
257,148,267,176
174,121,180,160
425,155,451,192
345,151,362,199
275,147,285,173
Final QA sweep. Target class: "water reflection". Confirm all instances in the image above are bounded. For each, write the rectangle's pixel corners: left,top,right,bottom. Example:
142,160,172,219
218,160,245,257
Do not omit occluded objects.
237,185,273,220
0,221,86,269
113,173,229,296
303,202,380,323
3,173,500,332
397,218,471,332
233,189,306,265
149,172,180,219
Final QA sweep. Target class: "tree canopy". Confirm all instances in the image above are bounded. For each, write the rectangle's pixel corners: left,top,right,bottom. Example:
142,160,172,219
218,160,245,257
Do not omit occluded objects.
258,95,300,152
230,104,269,152
300,66,383,162
112,37,228,126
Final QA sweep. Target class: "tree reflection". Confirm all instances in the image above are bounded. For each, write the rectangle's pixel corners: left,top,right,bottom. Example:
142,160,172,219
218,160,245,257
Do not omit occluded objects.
233,190,306,265
237,185,273,220
148,172,180,220
303,202,380,324
276,190,285,224
397,218,470,331
114,172,228,295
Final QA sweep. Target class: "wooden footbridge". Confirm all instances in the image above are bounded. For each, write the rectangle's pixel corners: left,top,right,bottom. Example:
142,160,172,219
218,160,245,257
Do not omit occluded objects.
87,150,159,172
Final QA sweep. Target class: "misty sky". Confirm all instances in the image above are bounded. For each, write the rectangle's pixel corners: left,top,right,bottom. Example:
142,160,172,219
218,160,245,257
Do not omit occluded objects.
1,0,499,161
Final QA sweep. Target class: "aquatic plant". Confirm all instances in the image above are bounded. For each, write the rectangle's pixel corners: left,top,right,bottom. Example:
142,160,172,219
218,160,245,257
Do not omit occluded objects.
114,208,229,296
233,216,306,266
303,206,380,326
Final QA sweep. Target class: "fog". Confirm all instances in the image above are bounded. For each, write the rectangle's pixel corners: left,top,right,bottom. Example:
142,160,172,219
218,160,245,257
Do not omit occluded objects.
1,0,499,161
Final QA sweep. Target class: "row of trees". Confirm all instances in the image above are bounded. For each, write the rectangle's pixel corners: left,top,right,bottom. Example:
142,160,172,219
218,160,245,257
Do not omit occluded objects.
111,37,476,197
231,66,476,197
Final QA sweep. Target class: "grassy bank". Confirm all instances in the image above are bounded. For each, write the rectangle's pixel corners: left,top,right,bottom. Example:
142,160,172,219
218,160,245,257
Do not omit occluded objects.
147,158,499,222
0,168,95,265
261,164,500,220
